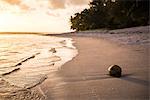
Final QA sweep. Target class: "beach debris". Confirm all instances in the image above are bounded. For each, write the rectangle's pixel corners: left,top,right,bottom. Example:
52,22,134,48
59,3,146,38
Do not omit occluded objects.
49,48,56,53
108,65,122,77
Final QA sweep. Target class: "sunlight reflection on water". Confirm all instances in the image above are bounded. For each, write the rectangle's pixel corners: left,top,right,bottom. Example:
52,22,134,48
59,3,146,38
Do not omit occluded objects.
0,34,78,88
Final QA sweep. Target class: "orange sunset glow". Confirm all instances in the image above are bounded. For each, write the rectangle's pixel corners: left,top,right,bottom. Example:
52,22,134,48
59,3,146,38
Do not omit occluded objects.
0,0,90,33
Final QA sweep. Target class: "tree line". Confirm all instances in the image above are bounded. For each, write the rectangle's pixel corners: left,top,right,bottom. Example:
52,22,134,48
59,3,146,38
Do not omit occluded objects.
70,0,149,31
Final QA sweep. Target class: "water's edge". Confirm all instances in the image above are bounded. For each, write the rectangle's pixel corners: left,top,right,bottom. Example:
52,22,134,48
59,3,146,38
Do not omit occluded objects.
0,34,78,96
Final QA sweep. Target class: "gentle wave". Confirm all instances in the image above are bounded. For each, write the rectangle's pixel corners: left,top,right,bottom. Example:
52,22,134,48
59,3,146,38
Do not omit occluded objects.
0,34,78,89
1,52,40,76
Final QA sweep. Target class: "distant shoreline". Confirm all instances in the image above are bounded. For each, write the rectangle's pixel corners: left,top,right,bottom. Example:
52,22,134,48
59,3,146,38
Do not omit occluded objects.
0,26,148,45
0,25,149,35
49,25,149,45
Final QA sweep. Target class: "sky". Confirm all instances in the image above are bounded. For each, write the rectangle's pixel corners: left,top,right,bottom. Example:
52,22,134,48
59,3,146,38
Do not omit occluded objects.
0,0,90,33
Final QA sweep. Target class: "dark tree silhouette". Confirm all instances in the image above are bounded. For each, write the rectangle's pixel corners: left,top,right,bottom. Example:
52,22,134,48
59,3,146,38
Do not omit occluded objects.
70,0,149,31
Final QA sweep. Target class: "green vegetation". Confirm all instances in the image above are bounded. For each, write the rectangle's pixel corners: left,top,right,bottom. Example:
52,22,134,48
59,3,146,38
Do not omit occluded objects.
70,0,149,31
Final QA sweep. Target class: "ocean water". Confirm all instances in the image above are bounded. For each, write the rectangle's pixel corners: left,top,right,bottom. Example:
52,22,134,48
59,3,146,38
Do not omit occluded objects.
0,34,78,89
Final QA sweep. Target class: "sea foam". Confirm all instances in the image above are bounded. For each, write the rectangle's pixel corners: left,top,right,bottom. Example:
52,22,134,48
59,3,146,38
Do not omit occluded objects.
0,34,78,89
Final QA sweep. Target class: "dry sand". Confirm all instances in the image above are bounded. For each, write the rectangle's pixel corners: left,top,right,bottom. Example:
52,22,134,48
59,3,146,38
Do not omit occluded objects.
0,26,149,100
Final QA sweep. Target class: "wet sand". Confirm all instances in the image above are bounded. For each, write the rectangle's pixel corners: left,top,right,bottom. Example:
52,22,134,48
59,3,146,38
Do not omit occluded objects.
37,33,149,100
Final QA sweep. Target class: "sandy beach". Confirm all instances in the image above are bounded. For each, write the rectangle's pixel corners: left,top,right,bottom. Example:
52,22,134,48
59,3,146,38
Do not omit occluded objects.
35,26,149,100
0,26,149,100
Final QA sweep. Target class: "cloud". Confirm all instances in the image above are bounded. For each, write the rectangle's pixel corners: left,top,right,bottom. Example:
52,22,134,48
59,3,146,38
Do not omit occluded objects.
1,0,30,11
68,0,89,5
3,0,21,5
49,0,90,9
2,0,90,10
0,0,90,15
49,0,65,9
19,4,30,10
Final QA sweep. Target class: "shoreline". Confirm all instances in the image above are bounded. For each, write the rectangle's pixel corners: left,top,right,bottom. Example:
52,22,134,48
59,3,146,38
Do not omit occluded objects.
48,25,149,45
35,26,149,100
37,35,149,100
0,35,78,100
0,26,149,100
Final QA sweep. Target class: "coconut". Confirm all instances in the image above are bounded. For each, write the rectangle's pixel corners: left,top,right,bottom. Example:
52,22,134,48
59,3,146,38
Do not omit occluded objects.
108,65,122,77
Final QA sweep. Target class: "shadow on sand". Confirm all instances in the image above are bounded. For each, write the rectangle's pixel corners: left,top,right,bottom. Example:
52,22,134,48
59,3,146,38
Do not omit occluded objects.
121,74,149,86
63,73,149,86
